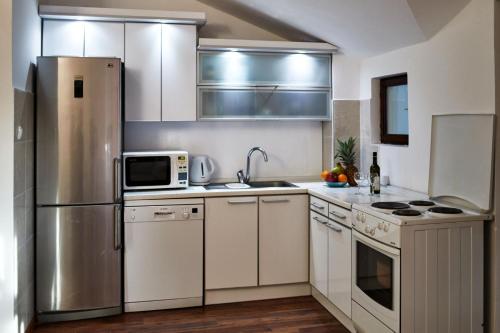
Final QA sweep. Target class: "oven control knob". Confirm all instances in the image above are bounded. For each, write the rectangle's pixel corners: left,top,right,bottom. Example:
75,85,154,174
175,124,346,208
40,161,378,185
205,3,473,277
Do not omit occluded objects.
356,212,361,221
377,222,384,230
361,214,366,223
384,224,390,232
370,228,376,236
365,226,372,234
183,212,190,219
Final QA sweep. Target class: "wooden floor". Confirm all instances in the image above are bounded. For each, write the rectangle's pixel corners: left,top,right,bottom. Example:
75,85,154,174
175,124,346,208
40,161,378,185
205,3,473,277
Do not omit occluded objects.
34,296,350,333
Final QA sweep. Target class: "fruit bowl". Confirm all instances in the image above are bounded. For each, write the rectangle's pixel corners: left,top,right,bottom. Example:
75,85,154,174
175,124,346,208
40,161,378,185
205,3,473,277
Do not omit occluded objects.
325,181,348,188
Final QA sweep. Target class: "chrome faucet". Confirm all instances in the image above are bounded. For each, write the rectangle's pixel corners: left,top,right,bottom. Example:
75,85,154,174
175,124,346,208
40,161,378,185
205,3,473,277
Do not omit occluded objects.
237,147,269,184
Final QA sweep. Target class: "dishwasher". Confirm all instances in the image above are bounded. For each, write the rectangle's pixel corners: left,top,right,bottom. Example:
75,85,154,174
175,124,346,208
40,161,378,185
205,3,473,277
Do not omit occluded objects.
123,198,203,312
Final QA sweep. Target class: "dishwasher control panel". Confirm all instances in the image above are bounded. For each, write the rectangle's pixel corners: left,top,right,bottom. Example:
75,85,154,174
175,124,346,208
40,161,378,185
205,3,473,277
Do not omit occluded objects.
124,204,204,222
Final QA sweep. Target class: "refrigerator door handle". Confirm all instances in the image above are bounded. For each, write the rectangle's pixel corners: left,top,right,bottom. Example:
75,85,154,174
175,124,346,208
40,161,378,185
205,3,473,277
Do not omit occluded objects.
114,205,122,250
114,157,122,203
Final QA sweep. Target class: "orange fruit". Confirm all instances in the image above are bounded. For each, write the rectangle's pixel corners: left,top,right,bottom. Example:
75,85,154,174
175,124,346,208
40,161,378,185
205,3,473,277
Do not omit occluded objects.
338,174,348,182
320,170,329,180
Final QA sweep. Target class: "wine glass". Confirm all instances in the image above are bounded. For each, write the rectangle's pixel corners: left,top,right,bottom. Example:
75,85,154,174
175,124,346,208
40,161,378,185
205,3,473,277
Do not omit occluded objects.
354,172,363,195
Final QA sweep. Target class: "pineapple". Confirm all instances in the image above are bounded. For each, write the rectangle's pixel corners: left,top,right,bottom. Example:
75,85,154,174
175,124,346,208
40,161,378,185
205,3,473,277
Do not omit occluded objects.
334,137,358,186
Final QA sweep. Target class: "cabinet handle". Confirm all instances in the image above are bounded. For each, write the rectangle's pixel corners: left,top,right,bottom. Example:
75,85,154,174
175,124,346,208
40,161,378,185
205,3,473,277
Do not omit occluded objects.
261,199,290,203
327,223,343,232
313,216,328,225
329,211,346,219
228,200,257,205
114,205,122,250
311,203,325,210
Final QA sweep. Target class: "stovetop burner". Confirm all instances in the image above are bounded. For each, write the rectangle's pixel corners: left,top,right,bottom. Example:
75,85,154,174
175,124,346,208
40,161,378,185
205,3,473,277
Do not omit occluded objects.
428,207,463,214
393,209,422,216
371,202,410,210
409,200,435,207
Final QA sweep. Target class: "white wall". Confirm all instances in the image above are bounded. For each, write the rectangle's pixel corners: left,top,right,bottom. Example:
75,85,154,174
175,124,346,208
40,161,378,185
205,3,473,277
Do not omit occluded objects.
0,0,16,331
13,0,40,92
332,54,361,100
125,121,322,182
359,0,495,192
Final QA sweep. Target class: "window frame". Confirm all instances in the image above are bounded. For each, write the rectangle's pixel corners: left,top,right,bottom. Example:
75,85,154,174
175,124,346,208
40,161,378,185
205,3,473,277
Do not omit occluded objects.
380,74,409,145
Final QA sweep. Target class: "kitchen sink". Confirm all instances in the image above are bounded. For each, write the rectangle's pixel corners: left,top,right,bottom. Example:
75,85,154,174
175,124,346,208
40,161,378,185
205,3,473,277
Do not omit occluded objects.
247,181,297,188
204,180,297,190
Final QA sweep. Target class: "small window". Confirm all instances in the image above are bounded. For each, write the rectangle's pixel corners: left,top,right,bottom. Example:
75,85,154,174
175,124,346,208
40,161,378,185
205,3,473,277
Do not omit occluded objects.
380,74,408,145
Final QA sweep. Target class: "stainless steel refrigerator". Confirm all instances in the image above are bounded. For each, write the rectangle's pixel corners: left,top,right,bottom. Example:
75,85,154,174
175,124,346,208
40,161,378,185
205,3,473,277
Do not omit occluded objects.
36,57,122,322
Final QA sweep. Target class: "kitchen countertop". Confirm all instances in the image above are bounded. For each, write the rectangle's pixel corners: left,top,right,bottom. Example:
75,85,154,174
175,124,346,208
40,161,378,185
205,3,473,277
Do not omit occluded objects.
124,182,427,209
302,182,428,209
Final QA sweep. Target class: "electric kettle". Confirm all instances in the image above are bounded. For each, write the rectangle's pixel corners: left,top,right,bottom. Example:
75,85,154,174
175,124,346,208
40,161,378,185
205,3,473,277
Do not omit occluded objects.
189,155,215,185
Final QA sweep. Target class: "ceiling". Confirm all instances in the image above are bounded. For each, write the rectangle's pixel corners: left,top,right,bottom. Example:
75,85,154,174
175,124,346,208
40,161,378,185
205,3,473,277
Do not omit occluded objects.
200,0,471,56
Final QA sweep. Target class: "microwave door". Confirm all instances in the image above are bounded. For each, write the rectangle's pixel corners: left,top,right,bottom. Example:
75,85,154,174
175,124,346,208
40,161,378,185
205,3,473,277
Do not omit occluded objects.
124,156,171,189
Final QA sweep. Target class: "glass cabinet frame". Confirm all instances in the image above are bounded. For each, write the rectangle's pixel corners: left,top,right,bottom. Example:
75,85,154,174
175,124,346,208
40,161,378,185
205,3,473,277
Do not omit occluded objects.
197,50,332,121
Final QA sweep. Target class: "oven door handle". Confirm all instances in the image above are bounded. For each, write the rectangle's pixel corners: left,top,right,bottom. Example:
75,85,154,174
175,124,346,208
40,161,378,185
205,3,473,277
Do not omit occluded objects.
352,229,400,256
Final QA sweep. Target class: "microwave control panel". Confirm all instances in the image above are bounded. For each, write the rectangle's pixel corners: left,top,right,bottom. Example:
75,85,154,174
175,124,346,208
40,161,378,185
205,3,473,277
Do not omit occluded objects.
176,155,188,185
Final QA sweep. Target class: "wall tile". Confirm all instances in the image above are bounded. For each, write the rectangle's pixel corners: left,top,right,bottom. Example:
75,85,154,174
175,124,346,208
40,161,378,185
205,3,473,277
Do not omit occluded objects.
14,88,36,332
332,100,361,169
14,193,26,249
25,140,34,190
14,141,26,197
14,89,26,142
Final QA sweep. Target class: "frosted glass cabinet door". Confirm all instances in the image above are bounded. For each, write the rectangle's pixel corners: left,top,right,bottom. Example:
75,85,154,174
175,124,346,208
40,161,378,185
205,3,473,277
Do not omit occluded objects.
43,20,84,57
125,23,162,121
162,24,197,121
85,22,125,60
199,88,330,120
199,51,331,87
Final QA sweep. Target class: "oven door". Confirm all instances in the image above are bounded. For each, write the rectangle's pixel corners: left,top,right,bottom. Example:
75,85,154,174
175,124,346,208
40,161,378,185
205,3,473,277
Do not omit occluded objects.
124,155,172,190
352,230,400,332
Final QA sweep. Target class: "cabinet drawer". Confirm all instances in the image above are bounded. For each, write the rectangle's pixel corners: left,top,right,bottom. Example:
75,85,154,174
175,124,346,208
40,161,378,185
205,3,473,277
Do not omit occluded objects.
310,196,328,216
328,203,352,228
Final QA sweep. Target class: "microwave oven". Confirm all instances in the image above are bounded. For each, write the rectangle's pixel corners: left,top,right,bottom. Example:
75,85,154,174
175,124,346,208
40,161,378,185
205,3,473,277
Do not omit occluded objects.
123,151,189,190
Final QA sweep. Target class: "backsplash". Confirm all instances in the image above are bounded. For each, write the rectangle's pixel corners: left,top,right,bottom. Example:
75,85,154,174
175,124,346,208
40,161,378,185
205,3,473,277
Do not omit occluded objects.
14,88,35,333
124,121,322,182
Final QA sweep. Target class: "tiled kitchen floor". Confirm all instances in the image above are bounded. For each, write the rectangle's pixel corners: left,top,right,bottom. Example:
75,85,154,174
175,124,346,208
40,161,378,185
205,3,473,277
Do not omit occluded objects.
34,296,349,333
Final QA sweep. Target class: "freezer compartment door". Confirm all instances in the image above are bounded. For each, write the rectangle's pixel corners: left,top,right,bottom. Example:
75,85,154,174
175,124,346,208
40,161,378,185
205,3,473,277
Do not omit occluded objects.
36,204,122,313
36,57,122,205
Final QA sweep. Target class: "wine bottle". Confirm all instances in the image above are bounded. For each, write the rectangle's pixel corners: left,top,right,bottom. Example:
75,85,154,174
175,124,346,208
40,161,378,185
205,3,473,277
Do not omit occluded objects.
370,152,380,195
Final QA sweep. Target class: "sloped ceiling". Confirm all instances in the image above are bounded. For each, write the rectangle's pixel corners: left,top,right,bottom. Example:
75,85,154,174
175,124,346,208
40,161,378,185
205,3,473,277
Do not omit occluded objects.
200,0,471,56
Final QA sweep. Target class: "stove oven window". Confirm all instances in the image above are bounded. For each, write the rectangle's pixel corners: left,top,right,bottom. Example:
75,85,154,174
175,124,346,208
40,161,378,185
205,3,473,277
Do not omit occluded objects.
356,241,394,310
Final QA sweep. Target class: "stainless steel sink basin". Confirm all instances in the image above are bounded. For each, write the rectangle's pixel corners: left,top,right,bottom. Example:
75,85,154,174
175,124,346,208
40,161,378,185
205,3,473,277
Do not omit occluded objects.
204,180,297,190
247,181,297,188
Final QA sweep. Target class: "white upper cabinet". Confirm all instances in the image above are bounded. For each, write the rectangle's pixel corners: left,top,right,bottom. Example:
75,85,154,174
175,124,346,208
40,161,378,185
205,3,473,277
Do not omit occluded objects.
43,20,84,57
84,22,124,60
161,24,197,121
124,23,162,121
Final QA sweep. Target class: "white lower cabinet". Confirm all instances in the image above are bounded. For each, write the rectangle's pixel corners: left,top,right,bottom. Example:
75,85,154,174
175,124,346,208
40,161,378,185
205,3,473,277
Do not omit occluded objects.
205,197,258,289
310,211,329,296
259,195,308,285
327,220,352,317
310,199,352,319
